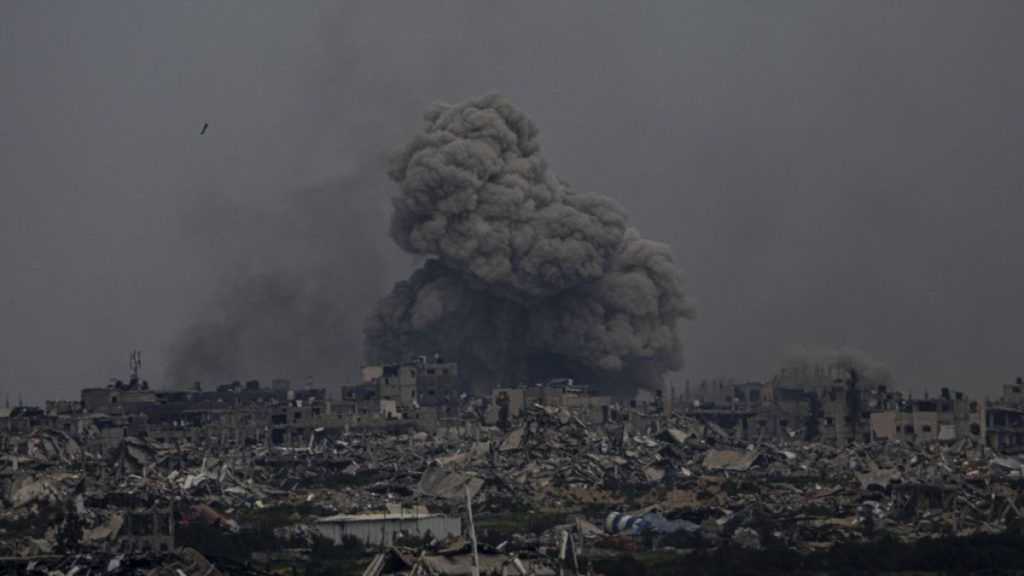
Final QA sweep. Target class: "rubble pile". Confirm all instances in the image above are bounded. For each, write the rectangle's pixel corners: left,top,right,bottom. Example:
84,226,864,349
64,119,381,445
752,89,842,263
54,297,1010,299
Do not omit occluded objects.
3,396,1024,573
361,535,573,576
401,405,1024,551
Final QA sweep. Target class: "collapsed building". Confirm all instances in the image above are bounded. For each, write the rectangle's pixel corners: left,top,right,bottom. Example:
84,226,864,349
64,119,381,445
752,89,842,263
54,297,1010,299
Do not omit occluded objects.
985,377,1024,452
484,379,614,428
684,365,989,448
76,376,331,450
351,356,459,411
3,351,1024,574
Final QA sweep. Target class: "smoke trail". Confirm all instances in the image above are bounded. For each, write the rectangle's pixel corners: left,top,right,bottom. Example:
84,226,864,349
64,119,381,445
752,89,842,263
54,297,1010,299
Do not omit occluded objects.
365,93,694,392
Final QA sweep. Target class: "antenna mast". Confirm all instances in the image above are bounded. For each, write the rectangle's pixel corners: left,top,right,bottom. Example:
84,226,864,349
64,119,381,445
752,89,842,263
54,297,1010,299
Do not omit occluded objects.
130,350,142,383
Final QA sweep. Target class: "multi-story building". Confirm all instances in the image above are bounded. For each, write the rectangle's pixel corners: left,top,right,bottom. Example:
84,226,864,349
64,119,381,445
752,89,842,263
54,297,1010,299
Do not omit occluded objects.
340,355,458,418
986,378,1024,453
870,388,985,444
686,366,903,445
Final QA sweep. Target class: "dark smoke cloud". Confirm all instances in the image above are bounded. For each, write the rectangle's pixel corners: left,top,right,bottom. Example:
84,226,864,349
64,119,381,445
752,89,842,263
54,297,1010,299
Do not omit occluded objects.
166,164,396,388
779,345,895,389
365,93,694,392
168,273,335,386
387,94,628,302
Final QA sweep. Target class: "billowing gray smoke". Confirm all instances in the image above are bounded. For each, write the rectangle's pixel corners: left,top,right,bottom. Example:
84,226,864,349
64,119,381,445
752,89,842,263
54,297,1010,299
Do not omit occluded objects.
779,345,895,388
365,93,694,392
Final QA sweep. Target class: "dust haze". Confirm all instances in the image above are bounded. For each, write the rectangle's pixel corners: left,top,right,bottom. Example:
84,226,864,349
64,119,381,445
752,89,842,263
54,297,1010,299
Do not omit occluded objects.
3,3,1024,402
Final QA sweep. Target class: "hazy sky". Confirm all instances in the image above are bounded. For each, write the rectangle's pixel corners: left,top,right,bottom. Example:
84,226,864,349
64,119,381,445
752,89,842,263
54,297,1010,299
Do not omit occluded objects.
2,2,1022,404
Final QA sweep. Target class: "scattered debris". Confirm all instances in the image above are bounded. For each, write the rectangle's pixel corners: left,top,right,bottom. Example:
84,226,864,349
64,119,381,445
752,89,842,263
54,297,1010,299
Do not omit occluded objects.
4,363,1024,573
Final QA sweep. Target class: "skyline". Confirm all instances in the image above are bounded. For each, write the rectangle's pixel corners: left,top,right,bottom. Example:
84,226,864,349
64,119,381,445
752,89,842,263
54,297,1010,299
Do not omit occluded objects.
3,2,1024,404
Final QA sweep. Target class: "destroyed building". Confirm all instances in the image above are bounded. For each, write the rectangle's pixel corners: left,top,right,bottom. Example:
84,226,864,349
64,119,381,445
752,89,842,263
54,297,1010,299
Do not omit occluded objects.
77,376,333,450
346,355,459,410
684,366,989,448
1001,377,1024,407
484,378,614,428
119,505,175,554
870,388,986,444
337,355,460,432
4,352,1024,574
985,377,1024,453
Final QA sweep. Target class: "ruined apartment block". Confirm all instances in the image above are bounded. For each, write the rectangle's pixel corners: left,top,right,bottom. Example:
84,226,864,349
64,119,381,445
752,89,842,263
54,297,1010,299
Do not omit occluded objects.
684,365,991,448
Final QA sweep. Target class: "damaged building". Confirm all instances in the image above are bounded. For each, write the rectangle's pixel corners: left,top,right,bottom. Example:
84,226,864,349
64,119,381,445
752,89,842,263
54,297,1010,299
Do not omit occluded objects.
4,353,1024,574
684,366,988,447
339,355,459,427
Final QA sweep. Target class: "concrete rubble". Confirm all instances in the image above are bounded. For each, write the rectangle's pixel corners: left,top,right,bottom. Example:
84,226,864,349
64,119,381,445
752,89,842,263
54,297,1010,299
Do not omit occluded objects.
2,362,1024,573
3,402,1023,570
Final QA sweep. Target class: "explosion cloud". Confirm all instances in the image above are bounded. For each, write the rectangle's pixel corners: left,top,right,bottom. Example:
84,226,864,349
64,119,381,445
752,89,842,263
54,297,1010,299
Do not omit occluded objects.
365,93,695,392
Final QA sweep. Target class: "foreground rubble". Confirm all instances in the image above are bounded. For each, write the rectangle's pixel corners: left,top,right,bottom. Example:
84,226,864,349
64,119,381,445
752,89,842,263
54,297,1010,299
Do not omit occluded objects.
2,397,1023,574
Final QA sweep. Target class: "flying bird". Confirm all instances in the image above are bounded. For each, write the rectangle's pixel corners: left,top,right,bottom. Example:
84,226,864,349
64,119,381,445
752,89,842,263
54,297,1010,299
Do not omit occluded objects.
200,123,209,135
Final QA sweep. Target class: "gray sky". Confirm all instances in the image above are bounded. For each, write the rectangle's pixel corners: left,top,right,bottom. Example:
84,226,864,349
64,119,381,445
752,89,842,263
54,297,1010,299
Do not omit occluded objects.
2,2,1023,404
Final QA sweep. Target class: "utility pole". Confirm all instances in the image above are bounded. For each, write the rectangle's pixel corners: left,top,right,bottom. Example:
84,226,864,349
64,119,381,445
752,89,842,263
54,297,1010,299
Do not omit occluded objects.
465,485,480,576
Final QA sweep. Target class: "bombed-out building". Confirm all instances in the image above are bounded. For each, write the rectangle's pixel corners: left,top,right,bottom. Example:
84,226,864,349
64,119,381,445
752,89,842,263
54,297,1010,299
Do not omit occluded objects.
985,377,1024,453
685,366,986,446
77,374,334,450
339,355,458,420
484,378,614,427
870,388,985,444
686,366,898,444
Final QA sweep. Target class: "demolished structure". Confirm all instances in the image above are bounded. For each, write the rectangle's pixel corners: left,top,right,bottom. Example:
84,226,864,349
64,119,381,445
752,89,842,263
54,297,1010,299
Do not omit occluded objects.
684,365,988,447
3,353,1024,574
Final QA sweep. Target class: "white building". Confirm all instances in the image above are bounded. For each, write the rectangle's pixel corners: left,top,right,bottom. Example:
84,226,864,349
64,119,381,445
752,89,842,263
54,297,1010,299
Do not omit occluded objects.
314,508,461,547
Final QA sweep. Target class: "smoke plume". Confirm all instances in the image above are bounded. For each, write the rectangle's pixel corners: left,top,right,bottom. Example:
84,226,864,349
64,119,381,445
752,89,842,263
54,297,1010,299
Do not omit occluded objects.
779,345,895,388
166,164,395,388
365,93,695,392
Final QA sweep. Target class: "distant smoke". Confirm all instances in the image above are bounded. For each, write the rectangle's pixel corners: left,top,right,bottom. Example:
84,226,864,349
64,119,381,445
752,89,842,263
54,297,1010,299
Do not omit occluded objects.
166,165,395,388
167,273,334,385
779,345,895,388
365,93,694,392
